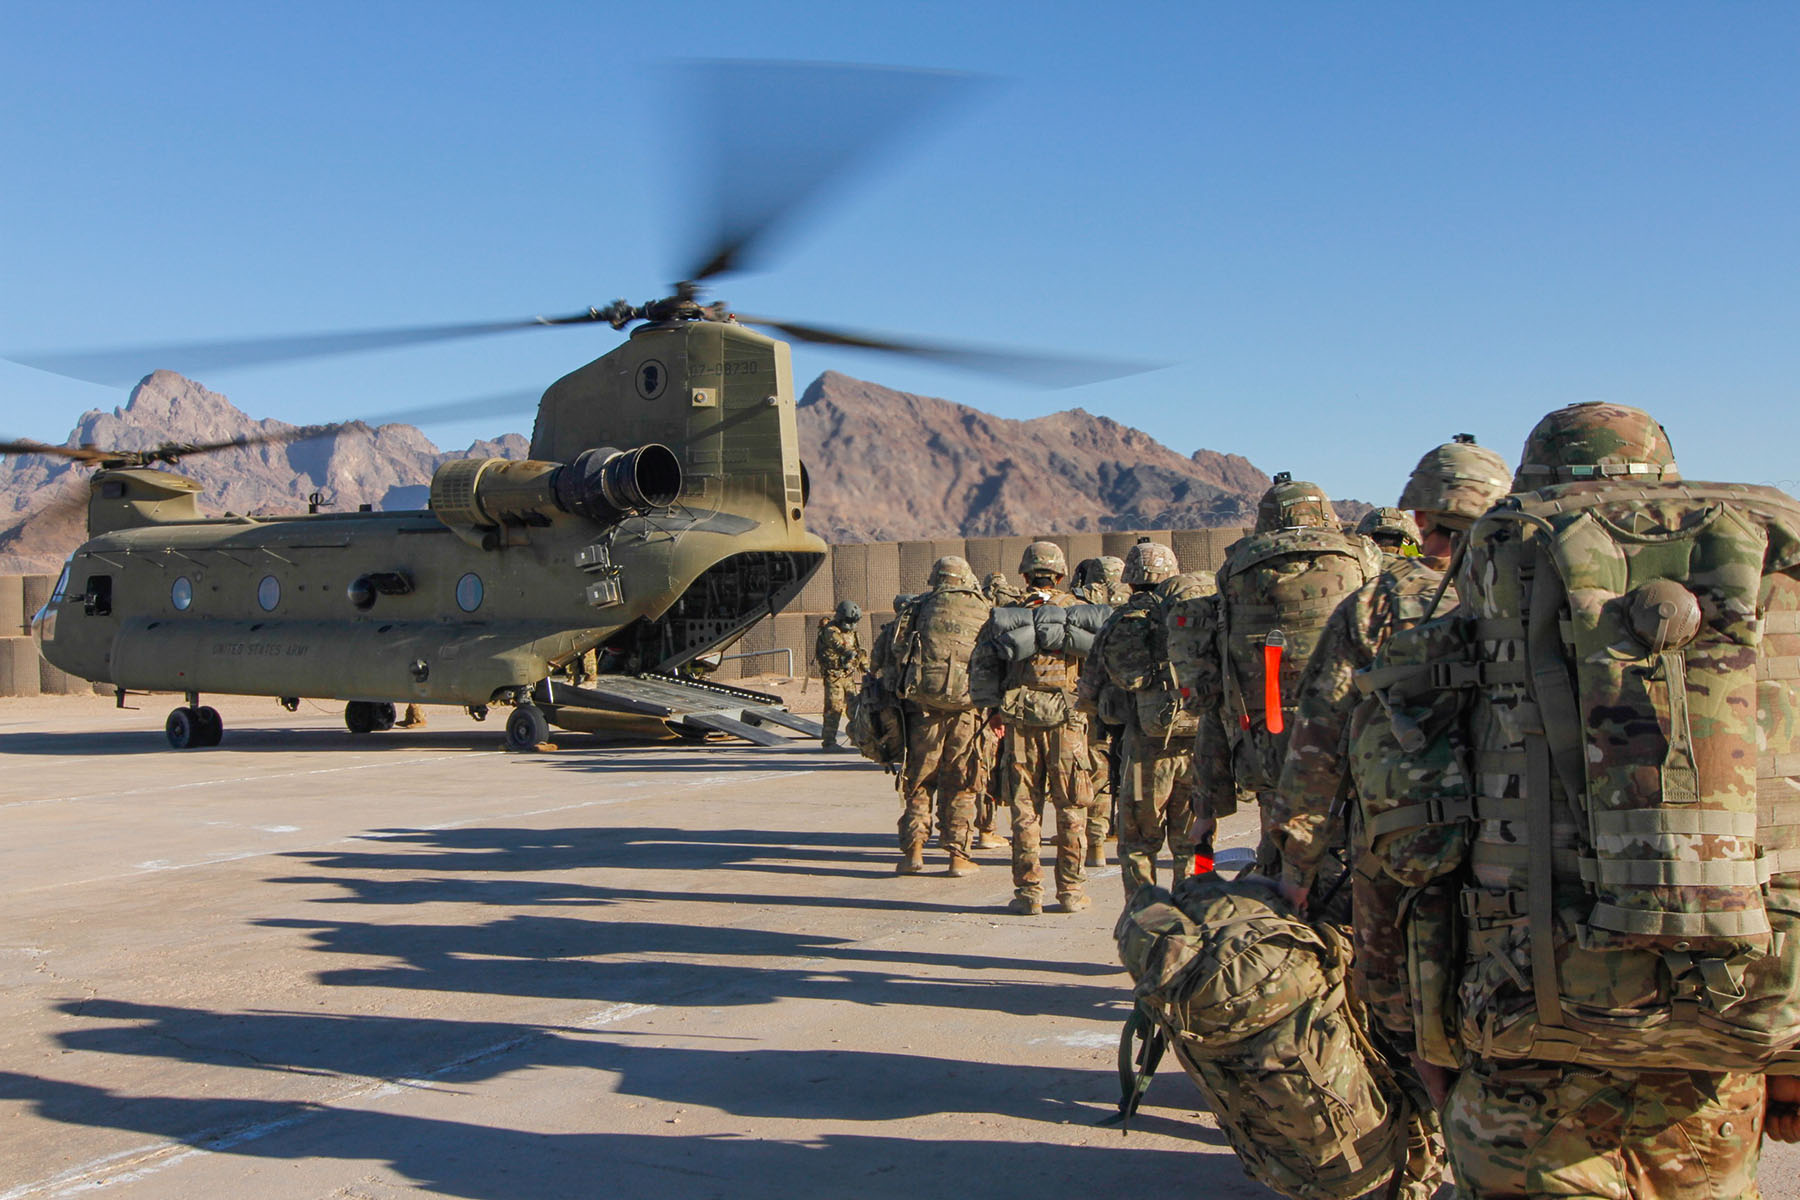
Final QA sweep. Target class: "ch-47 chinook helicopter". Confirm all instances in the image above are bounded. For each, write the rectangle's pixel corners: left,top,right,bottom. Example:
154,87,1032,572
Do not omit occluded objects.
2,62,1146,751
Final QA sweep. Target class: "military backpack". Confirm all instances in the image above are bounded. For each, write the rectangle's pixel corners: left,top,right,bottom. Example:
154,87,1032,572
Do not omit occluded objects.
1215,527,1379,791
1355,481,1800,1072
1114,876,1424,1200
895,586,989,713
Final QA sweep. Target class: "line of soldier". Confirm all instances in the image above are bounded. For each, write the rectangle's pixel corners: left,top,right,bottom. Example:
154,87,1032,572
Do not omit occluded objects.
823,539,1216,916
825,404,1800,1196
1149,407,1800,1197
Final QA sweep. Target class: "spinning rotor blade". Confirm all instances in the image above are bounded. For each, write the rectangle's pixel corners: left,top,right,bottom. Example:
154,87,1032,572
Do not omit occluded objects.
732,314,1164,389
680,61,984,283
0,388,540,469
6,313,610,388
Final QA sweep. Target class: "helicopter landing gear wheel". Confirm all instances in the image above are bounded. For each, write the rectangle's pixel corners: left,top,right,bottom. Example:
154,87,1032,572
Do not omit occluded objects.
506,704,550,751
345,700,397,734
166,706,220,749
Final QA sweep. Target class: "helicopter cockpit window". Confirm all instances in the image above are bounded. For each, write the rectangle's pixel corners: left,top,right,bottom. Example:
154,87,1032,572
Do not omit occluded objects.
456,573,483,613
50,563,71,603
83,575,113,617
257,576,281,612
171,577,194,611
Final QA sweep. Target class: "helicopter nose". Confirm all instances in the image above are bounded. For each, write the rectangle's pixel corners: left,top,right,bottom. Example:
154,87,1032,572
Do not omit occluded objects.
29,599,55,646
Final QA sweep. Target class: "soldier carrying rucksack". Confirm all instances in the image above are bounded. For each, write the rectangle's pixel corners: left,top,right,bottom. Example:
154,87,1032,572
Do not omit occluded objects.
1078,538,1215,894
1184,474,1382,871
892,556,992,876
1355,403,1800,1196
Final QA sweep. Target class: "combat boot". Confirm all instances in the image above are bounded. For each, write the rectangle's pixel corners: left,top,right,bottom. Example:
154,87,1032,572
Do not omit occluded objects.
976,831,1008,850
1006,894,1042,916
1085,842,1105,868
896,852,925,875
1055,891,1091,914
946,853,980,877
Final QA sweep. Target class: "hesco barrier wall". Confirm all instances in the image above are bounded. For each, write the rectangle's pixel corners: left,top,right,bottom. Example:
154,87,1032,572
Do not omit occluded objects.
0,527,1250,696
0,572,107,697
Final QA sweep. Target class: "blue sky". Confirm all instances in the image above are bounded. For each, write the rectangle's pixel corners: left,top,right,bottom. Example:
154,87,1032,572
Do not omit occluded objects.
4,3,1798,505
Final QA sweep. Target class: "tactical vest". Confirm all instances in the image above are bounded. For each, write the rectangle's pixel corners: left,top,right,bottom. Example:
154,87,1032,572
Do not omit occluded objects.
1115,876,1421,1200
1217,527,1379,791
1355,481,1800,1071
897,586,990,712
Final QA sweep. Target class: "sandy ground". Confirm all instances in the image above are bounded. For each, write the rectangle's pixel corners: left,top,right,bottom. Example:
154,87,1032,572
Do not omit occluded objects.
0,686,1794,1199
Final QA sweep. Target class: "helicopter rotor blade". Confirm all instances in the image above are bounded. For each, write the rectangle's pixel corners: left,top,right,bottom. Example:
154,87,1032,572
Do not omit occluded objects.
5,314,610,389
731,314,1165,389
680,61,985,283
0,439,111,464
2,389,541,470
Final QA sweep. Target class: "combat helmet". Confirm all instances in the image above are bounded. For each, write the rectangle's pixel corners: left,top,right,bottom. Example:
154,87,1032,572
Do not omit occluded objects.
1255,472,1334,533
834,600,862,625
1397,434,1512,529
1071,557,1104,592
1122,539,1178,585
1156,569,1216,604
1018,540,1068,579
1098,556,1125,583
1355,506,1422,553
928,554,977,589
1513,402,1679,491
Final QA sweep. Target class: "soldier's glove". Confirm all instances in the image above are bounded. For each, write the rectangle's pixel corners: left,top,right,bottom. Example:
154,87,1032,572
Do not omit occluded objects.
1769,1076,1800,1143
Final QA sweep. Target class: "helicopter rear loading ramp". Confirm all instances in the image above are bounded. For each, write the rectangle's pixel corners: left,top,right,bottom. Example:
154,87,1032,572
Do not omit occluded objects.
535,672,822,746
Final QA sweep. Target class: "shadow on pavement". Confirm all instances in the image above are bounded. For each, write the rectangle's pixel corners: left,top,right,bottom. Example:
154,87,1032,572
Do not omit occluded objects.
0,1063,1237,1200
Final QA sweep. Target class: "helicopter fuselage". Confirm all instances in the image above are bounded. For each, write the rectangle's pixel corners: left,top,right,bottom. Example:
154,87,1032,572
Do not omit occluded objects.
32,320,827,711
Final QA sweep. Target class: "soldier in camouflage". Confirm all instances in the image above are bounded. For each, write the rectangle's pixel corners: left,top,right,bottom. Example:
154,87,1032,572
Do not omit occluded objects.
1078,539,1211,894
983,572,1022,607
894,556,990,877
972,540,1097,915
1269,437,1509,912
813,600,868,751
1079,554,1133,867
1364,407,1774,1197
1354,506,1423,558
1185,475,1382,871
1256,437,1509,1200
1076,556,1132,606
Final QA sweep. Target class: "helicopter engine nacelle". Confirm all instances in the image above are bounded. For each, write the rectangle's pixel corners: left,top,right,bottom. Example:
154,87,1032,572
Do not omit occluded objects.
428,444,682,537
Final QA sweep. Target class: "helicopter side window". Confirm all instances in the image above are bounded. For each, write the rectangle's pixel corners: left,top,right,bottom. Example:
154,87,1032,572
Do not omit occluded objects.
83,575,113,617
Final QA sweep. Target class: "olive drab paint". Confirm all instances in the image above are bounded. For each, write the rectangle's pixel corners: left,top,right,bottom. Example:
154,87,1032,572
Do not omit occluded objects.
33,319,827,717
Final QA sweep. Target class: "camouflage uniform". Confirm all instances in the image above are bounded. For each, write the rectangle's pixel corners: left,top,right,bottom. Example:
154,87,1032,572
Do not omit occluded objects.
1076,556,1132,606
1355,410,1776,1198
1268,553,1455,901
1187,476,1382,863
1444,1062,1764,1199
895,557,990,875
1079,541,1208,893
983,572,1023,607
972,541,1097,914
1267,438,1510,1200
813,602,867,749
1080,555,1133,862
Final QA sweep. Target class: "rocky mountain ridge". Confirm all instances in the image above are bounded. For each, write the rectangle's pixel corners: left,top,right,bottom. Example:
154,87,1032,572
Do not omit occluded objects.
0,368,1362,572
0,371,527,573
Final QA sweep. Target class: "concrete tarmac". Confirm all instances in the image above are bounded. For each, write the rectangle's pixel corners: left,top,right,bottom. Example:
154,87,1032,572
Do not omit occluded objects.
1,693,1795,1199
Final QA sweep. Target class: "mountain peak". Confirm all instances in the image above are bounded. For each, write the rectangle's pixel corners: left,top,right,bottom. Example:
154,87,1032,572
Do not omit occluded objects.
796,372,1273,542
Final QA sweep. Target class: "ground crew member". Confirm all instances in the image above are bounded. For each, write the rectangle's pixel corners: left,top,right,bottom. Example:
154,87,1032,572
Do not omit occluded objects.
813,600,867,751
